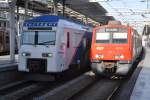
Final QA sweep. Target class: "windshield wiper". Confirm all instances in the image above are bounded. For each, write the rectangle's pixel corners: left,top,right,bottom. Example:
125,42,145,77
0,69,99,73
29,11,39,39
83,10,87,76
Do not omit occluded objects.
38,40,55,45
23,43,34,45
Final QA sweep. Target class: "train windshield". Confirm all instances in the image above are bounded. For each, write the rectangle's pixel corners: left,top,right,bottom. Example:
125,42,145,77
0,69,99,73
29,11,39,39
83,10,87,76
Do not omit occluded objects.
95,27,128,44
22,31,56,45
22,31,35,45
112,33,127,44
96,33,110,43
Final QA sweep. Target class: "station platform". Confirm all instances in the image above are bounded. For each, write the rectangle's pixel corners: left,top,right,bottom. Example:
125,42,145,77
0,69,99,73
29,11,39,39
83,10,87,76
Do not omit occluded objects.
0,55,18,64
0,55,18,71
130,48,150,100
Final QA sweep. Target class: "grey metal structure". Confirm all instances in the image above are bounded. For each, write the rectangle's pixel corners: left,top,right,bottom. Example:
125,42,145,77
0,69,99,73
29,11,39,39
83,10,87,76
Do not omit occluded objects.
16,0,114,24
64,0,114,24
9,0,16,62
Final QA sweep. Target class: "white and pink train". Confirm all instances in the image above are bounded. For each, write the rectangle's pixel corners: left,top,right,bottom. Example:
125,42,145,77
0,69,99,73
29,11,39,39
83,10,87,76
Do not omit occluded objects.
18,15,92,79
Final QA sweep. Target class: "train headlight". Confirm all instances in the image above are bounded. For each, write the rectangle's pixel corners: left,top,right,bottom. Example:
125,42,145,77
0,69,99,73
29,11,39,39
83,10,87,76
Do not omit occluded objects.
42,53,53,57
115,55,124,59
22,52,31,56
95,54,104,58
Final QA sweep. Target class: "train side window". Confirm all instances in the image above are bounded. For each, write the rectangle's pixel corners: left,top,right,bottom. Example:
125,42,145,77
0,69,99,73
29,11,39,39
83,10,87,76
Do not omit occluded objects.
67,32,70,48
0,36,2,43
6,36,9,43
4,22,6,27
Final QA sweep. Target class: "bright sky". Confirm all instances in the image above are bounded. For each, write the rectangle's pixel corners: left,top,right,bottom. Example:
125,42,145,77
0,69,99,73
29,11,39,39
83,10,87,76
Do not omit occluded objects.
98,0,150,34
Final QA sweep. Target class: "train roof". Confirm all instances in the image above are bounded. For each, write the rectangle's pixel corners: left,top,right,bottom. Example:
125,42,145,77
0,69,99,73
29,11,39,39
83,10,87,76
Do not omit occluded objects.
94,24,133,30
23,15,93,32
24,15,91,27
24,15,61,23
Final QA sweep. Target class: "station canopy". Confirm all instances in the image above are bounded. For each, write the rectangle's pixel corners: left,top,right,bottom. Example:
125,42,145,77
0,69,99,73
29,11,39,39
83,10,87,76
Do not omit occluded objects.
16,0,50,13
65,0,114,24
16,0,114,24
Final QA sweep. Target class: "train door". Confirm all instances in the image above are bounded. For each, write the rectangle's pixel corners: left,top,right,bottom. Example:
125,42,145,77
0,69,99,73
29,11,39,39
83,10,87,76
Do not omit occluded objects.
134,31,139,58
57,28,67,71
72,31,85,65
64,28,72,68
132,30,137,60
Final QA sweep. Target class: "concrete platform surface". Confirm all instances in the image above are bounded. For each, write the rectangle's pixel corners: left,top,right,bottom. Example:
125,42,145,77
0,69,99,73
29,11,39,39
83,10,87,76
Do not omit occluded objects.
130,48,150,100
0,55,18,66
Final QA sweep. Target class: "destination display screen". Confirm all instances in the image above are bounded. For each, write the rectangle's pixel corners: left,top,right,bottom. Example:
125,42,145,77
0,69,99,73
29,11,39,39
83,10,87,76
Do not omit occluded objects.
105,28,118,32
23,22,57,27
105,28,127,32
23,22,57,30
96,27,128,33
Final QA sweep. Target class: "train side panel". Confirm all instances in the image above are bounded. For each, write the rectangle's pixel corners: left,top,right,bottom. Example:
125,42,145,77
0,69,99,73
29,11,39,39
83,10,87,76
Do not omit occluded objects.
132,30,143,61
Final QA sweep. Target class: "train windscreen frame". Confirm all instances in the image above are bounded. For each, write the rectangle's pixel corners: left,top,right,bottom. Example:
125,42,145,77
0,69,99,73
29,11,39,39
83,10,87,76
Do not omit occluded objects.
95,27,128,44
22,31,56,45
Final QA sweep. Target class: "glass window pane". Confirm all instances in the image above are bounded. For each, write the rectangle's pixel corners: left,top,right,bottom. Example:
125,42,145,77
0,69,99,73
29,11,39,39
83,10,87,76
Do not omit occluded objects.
113,33,127,44
38,31,56,45
113,33,127,39
22,31,35,44
96,32,110,43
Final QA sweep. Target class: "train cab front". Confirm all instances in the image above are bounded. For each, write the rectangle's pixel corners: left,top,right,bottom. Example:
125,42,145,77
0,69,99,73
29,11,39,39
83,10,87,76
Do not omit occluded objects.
18,31,57,73
18,19,61,74
90,26,132,76
91,44,132,76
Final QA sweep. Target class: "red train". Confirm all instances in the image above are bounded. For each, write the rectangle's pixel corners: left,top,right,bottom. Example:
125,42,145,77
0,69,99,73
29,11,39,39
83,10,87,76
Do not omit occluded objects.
90,21,143,76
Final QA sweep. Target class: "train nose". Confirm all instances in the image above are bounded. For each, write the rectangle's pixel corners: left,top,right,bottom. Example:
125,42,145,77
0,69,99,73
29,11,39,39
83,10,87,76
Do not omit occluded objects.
27,58,47,73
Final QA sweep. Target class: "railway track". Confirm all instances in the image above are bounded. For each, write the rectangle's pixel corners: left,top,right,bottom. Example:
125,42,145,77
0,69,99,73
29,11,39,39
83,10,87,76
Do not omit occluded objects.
0,80,39,100
0,73,131,100
0,71,91,100
0,79,66,100
32,62,141,100
32,72,123,100
70,79,121,100
0,60,141,100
